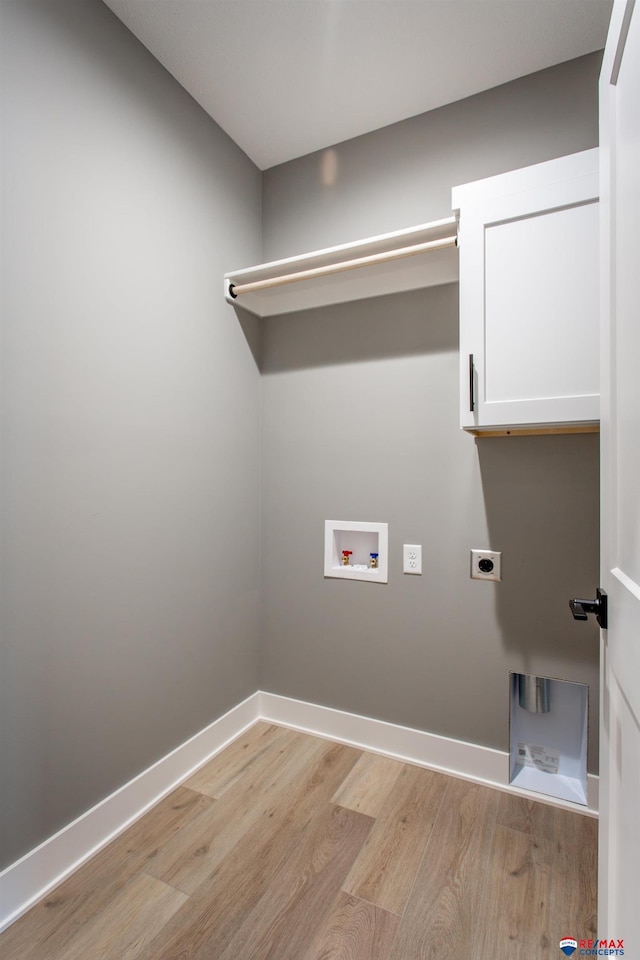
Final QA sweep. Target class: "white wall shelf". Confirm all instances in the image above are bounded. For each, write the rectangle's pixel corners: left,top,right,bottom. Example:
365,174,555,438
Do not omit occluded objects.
224,218,458,318
324,520,388,584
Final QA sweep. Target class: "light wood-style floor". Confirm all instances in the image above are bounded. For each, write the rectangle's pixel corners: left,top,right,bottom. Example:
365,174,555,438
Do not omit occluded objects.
0,722,597,960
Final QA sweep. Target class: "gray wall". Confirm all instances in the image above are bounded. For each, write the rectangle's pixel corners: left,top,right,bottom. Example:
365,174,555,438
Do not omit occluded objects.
0,0,262,869
260,55,601,766
263,54,602,259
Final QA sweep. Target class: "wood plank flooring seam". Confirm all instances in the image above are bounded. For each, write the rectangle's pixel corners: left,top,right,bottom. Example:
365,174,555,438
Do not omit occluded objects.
336,886,404,919
335,772,450,921
214,803,375,960
128,741,365,960
140,867,194,899
342,765,452,916
464,780,500,899
387,779,501,960
0,784,218,960
301,891,403,960
389,770,451,919
146,729,329,896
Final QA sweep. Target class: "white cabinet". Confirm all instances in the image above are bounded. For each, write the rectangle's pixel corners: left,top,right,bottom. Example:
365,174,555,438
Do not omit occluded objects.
453,149,599,435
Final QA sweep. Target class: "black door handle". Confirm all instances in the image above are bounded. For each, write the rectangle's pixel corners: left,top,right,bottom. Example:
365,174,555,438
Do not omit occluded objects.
569,588,607,629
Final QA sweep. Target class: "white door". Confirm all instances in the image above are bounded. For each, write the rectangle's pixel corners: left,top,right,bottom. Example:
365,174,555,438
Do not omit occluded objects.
599,0,640,947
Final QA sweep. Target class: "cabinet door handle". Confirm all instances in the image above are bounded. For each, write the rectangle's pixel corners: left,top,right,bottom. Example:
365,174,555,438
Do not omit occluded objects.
469,354,475,412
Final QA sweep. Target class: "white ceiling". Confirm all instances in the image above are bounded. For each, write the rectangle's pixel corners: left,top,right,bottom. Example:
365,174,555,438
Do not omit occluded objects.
102,0,613,170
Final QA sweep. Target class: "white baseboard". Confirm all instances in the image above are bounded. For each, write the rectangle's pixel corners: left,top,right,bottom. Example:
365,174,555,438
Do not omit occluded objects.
0,692,260,933
0,688,598,933
258,691,599,817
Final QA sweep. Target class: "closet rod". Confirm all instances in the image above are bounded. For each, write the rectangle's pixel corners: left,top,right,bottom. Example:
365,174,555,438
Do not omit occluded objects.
228,234,457,299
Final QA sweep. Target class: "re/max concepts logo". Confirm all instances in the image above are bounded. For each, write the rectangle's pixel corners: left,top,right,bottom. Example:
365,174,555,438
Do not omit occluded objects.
560,937,625,956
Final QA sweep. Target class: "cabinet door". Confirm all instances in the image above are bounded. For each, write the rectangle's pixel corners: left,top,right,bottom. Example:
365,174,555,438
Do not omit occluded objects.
455,150,599,432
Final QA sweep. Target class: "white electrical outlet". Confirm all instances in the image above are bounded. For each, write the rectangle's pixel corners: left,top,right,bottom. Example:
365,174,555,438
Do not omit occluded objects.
403,544,422,575
470,549,502,582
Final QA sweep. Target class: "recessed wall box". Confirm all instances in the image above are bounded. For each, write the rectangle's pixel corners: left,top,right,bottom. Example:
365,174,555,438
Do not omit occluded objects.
324,520,388,583
509,672,588,806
